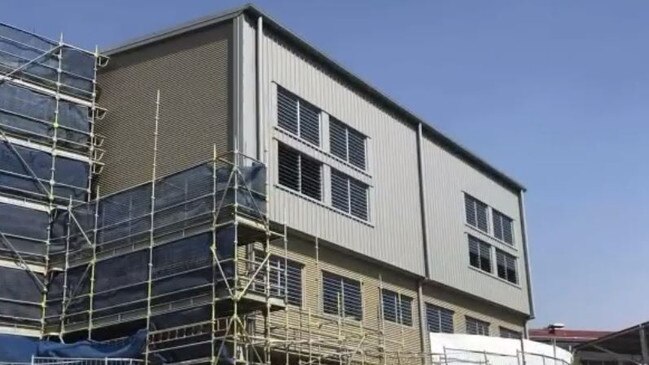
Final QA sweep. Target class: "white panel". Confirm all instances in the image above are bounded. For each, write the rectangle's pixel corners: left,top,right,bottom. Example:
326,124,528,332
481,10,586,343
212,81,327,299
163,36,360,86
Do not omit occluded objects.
260,31,425,275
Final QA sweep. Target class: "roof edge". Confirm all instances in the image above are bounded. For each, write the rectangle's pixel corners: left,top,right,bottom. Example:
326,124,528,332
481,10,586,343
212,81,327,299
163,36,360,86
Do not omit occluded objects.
101,3,526,192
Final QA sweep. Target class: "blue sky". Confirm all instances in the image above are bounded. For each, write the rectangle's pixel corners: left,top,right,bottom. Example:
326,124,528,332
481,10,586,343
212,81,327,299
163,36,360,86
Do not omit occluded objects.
6,1,648,330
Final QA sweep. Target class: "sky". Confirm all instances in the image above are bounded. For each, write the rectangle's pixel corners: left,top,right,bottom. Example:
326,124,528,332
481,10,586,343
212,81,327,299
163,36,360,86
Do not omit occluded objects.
5,0,649,330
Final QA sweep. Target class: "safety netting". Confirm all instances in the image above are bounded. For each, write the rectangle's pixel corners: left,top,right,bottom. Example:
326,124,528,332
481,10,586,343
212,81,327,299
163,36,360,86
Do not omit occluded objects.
0,140,90,203
0,82,93,151
0,23,96,100
45,156,273,337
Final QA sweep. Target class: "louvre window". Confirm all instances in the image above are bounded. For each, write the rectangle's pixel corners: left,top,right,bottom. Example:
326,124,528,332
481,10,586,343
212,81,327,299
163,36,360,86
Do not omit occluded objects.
468,235,492,273
255,253,303,307
278,144,322,201
381,289,413,326
271,255,303,307
499,327,522,339
426,304,454,333
496,250,518,284
493,210,514,245
329,118,367,170
331,169,369,221
277,87,320,146
466,316,490,336
322,271,362,320
464,194,489,233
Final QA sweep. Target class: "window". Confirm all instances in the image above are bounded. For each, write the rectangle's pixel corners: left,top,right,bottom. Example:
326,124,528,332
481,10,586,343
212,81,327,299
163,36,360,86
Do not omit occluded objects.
259,254,303,307
426,304,454,333
468,235,492,273
277,87,320,146
493,210,514,244
381,289,413,326
499,327,522,339
496,250,518,284
322,271,362,320
331,169,369,221
278,143,322,200
466,316,490,336
464,194,489,233
330,118,367,170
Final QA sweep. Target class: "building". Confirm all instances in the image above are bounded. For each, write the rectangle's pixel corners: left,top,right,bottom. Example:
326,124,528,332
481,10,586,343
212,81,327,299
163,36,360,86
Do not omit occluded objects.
532,324,649,365
0,4,534,365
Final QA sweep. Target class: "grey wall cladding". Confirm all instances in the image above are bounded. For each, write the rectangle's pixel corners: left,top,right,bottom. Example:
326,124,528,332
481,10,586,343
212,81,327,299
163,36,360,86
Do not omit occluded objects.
97,23,233,194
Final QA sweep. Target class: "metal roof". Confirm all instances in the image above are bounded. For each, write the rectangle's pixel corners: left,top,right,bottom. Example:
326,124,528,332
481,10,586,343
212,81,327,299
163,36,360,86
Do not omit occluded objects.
574,321,649,358
103,3,526,192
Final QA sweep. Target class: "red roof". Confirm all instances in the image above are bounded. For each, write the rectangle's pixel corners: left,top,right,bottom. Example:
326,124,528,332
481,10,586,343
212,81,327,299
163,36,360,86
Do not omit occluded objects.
529,328,612,343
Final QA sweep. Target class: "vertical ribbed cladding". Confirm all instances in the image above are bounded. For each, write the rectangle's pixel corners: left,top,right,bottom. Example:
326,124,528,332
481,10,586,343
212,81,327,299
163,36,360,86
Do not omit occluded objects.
0,22,106,336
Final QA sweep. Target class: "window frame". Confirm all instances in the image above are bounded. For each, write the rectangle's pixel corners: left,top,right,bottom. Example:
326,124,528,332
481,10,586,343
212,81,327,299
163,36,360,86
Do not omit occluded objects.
468,235,492,273
264,254,303,307
322,271,363,321
496,249,518,284
277,87,321,147
381,289,413,327
277,143,322,201
465,316,490,336
492,209,514,245
464,194,490,234
426,303,455,334
330,168,370,221
329,117,367,171
499,326,522,339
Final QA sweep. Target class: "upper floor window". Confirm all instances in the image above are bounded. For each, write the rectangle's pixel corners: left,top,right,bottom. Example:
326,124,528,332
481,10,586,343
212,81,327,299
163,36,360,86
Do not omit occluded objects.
277,87,320,146
381,289,413,326
499,327,522,339
322,271,362,320
464,194,489,233
492,210,514,245
330,118,367,170
426,303,454,334
466,316,490,336
278,143,322,201
331,169,369,221
468,235,492,273
496,249,518,284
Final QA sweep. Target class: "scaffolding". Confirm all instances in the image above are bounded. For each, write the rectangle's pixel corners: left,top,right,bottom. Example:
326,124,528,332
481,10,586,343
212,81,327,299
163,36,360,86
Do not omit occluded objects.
0,22,107,336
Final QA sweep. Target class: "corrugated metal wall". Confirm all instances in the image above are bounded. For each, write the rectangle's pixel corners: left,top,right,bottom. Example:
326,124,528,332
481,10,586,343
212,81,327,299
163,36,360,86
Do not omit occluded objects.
422,137,530,314
260,30,426,277
256,25,530,315
96,23,232,194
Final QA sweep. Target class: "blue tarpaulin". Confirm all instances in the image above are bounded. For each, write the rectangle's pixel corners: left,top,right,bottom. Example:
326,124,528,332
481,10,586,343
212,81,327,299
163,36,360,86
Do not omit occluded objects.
0,330,146,362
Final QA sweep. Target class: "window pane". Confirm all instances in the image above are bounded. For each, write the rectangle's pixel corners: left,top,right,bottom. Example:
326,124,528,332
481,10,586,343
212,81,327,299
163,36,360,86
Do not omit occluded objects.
343,277,362,320
277,88,298,134
500,327,521,339
278,144,299,191
427,304,455,334
466,317,489,336
382,289,398,323
476,200,489,232
329,118,347,161
465,195,476,226
331,170,350,213
322,272,342,316
400,295,413,326
299,100,320,146
349,178,368,220
348,128,366,170
300,154,321,200
469,236,491,273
